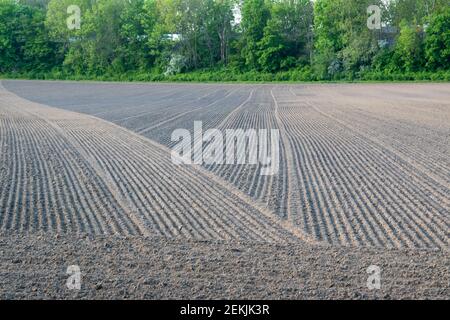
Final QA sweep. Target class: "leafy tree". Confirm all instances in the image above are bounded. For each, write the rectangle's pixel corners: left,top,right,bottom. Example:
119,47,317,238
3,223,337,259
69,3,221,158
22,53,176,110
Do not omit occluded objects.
1,0,449,79
0,0,57,73
0,0,19,72
117,0,151,71
83,0,128,74
391,0,450,26
395,19,424,71
45,0,92,73
425,7,450,70
45,0,92,43
152,0,235,72
313,0,383,78
239,0,270,70
203,0,235,66
258,0,313,72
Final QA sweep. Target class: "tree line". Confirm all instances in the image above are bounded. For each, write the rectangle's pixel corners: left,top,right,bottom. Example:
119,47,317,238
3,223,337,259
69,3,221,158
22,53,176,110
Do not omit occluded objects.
1,0,449,81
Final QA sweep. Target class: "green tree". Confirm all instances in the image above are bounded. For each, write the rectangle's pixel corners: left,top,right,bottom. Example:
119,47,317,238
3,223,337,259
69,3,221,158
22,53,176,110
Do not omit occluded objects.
45,0,92,73
0,0,57,73
117,0,151,71
152,0,235,72
313,0,382,78
425,7,450,70
258,0,313,72
391,0,450,26
395,19,424,71
239,0,270,70
2,0,449,80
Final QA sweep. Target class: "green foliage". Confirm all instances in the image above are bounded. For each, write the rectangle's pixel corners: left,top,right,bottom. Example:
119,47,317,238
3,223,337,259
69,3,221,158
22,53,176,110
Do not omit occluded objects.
313,0,384,79
1,0,449,81
239,0,270,70
258,0,313,72
0,0,57,73
390,0,450,26
425,7,450,70
394,19,424,71
148,0,235,72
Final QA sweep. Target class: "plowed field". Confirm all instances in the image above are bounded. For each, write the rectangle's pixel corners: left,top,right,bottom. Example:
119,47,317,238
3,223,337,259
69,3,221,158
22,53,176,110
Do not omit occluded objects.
1,80,448,299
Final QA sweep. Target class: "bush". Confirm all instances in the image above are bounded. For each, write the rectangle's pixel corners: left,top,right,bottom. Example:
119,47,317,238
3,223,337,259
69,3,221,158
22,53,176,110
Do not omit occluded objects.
2,66,449,83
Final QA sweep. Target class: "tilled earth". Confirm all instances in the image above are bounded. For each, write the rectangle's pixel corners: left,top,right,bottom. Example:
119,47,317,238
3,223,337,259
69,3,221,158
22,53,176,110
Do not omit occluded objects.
0,80,448,299
0,233,448,299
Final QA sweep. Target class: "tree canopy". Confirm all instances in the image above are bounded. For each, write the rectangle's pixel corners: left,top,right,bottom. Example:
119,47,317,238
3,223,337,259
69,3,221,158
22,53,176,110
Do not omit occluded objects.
1,0,449,80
